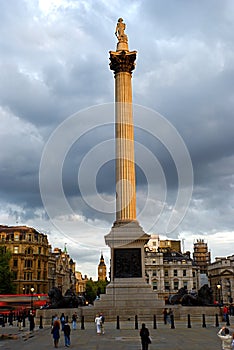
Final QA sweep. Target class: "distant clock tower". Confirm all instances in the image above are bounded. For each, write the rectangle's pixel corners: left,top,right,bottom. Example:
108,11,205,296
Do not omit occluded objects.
98,253,107,281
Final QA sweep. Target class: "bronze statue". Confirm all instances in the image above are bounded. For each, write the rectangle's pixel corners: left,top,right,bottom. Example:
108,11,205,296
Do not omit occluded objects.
169,284,213,306
48,287,85,308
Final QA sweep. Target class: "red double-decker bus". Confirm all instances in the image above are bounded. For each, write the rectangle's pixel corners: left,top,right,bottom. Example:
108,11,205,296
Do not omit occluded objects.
0,294,49,313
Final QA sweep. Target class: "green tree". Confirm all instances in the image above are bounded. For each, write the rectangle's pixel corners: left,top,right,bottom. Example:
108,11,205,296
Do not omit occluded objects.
85,279,109,304
0,246,16,294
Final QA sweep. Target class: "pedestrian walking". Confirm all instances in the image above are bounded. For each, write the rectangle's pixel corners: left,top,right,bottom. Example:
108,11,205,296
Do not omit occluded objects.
51,319,60,348
100,312,105,334
17,312,23,331
63,321,71,347
140,323,151,350
162,308,168,324
28,310,35,332
8,310,13,326
72,312,77,330
60,312,65,331
95,313,101,335
217,326,232,350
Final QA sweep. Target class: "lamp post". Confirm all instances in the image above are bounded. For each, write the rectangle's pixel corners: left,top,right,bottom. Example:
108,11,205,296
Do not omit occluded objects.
30,287,35,310
217,283,221,305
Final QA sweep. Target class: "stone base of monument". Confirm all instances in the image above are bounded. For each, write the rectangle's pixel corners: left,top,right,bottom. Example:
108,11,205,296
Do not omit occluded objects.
80,220,164,322
81,282,165,321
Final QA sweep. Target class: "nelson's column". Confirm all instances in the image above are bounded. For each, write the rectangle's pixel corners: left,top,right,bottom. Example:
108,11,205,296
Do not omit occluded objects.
93,19,164,318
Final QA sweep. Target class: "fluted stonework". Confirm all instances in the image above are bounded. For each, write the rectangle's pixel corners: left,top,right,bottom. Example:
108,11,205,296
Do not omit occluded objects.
109,50,137,223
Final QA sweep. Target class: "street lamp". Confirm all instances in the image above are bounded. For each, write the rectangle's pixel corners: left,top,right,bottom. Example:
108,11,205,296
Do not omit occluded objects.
30,287,35,310
217,283,221,305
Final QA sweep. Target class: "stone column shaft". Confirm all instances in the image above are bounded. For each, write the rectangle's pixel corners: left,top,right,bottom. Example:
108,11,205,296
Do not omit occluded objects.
109,50,137,223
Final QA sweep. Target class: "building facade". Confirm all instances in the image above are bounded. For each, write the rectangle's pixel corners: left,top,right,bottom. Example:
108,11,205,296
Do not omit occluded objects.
145,235,200,301
208,255,234,304
0,225,50,294
193,239,211,274
0,225,77,295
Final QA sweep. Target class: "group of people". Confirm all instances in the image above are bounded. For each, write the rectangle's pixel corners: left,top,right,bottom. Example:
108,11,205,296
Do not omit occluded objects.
51,312,77,348
94,312,105,335
17,309,35,331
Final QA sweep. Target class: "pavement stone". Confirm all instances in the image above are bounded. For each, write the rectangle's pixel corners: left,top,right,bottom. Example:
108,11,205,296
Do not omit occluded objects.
0,319,232,349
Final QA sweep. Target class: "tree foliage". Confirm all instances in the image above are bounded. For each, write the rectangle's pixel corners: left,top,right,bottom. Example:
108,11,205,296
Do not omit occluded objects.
0,246,16,294
85,279,109,304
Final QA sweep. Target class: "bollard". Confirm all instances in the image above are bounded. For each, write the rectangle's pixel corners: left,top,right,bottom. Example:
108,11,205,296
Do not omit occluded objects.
39,315,43,329
81,315,85,330
170,314,175,329
187,314,191,328
153,314,157,329
23,315,26,328
202,314,206,328
135,315,138,329
215,313,219,327
116,315,120,329
226,314,230,326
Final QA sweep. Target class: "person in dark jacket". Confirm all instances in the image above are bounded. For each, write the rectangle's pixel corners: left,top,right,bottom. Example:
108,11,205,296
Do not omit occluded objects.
51,319,60,348
140,323,151,350
63,321,71,347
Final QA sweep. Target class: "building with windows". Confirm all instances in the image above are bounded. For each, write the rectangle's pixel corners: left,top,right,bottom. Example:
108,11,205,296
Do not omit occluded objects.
193,239,211,274
0,225,50,294
0,225,77,295
145,236,200,301
208,255,234,304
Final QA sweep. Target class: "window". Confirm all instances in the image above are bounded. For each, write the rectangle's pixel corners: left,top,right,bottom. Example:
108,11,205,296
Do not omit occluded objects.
183,281,188,289
25,247,33,255
152,281,157,290
152,270,157,277
174,280,179,290
24,260,33,268
165,270,168,277
192,271,195,277
13,271,17,280
183,270,186,277
14,233,19,241
165,281,170,290
174,270,177,277
24,272,32,281
37,271,41,280
38,260,41,269
38,247,41,254
13,246,19,254
13,259,18,267
152,259,156,264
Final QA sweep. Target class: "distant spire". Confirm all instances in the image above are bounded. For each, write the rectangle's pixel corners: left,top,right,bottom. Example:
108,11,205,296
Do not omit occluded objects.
64,243,67,253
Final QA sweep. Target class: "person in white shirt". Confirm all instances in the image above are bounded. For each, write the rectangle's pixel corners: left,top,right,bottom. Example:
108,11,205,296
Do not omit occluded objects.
94,314,101,335
217,327,232,350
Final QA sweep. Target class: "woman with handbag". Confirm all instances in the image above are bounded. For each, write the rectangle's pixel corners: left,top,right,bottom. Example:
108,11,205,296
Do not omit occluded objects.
140,323,151,350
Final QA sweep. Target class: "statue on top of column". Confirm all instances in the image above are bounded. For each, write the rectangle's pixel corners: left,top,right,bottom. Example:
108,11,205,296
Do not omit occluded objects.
115,18,128,43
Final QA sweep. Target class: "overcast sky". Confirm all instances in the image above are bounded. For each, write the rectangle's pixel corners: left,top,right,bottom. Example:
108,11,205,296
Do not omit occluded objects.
1,0,234,279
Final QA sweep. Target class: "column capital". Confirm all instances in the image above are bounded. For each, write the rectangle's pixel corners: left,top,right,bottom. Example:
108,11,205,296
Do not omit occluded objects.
109,50,137,75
